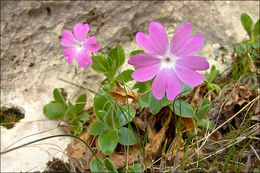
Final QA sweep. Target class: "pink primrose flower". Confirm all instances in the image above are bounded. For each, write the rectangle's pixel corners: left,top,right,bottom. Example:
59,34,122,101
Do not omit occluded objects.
128,22,209,101
60,23,100,68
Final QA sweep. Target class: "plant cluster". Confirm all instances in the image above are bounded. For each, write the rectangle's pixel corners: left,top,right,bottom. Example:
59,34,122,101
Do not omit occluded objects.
42,21,216,172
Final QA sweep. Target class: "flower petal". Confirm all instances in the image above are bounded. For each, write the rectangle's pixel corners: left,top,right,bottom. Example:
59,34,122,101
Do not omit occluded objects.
136,21,168,55
175,65,205,87
170,24,193,54
149,21,169,54
77,50,93,68
128,53,160,68
74,23,89,42
151,69,168,100
83,36,100,52
131,64,160,82
62,29,75,43
60,38,75,47
174,34,204,56
176,56,209,70
166,70,182,101
84,44,100,52
84,36,97,44
62,48,77,64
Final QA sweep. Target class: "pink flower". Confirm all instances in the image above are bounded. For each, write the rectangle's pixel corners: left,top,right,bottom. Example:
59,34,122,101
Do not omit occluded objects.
128,22,209,101
60,23,100,68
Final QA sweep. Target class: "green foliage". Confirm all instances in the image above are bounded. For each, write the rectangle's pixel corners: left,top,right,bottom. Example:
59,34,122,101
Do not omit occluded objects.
90,158,104,172
171,100,195,118
92,56,110,75
71,119,83,134
115,69,134,84
241,13,254,39
138,90,195,117
92,44,126,84
205,65,221,94
103,158,118,173
194,98,214,130
133,80,152,93
94,91,117,121
90,158,117,173
108,44,125,75
196,119,214,130
115,106,136,127
129,49,144,58
138,91,170,114
89,119,107,135
179,83,193,97
98,129,119,155
43,88,88,134
233,13,259,81
78,112,90,121
43,102,66,119
53,88,67,108
149,92,172,114
122,163,142,173
92,92,137,155
118,127,137,145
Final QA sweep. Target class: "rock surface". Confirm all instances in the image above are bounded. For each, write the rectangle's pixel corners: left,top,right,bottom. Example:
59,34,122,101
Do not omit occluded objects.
0,1,259,172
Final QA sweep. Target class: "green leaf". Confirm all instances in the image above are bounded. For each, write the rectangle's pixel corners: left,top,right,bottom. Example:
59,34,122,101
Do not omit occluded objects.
64,101,76,119
241,13,254,38
208,65,219,83
104,105,116,130
92,56,110,74
75,94,87,113
149,92,171,114
133,80,152,93
71,119,83,134
253,19,259,39
212,83,221,94
98,129,119,155
103,82,114,92
115,69,134,83
252,42,260,49
197,104,210,119
78,112,90,121
107,44,125,75
179,83,193,97
207,83,215,91
127,163,142,173
89,120,107,135
94,91,117,121
196,119,214,130
138,91,150,109
235,42,252,54
186,131,196,140
90,159,104,173
235,43,247,54
53,88,67,108
103,158,118,173
118,127,137,146
200,98,210,107
116,106,136,127
43,102,66,119
171,100,194,118
129,50,144,57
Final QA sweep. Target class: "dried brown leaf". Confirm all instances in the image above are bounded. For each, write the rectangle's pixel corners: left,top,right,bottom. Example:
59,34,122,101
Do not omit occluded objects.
145,110,172,159
180,117,194,133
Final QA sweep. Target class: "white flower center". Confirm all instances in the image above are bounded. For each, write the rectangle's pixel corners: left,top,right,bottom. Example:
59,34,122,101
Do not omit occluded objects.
75,41,84,52
158,49,179,70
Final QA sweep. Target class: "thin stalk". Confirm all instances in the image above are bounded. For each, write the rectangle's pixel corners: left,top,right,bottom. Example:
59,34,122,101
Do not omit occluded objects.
0,134,102,165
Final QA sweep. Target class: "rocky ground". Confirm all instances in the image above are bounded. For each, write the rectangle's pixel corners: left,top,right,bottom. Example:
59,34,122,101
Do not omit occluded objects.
0,1,259,172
